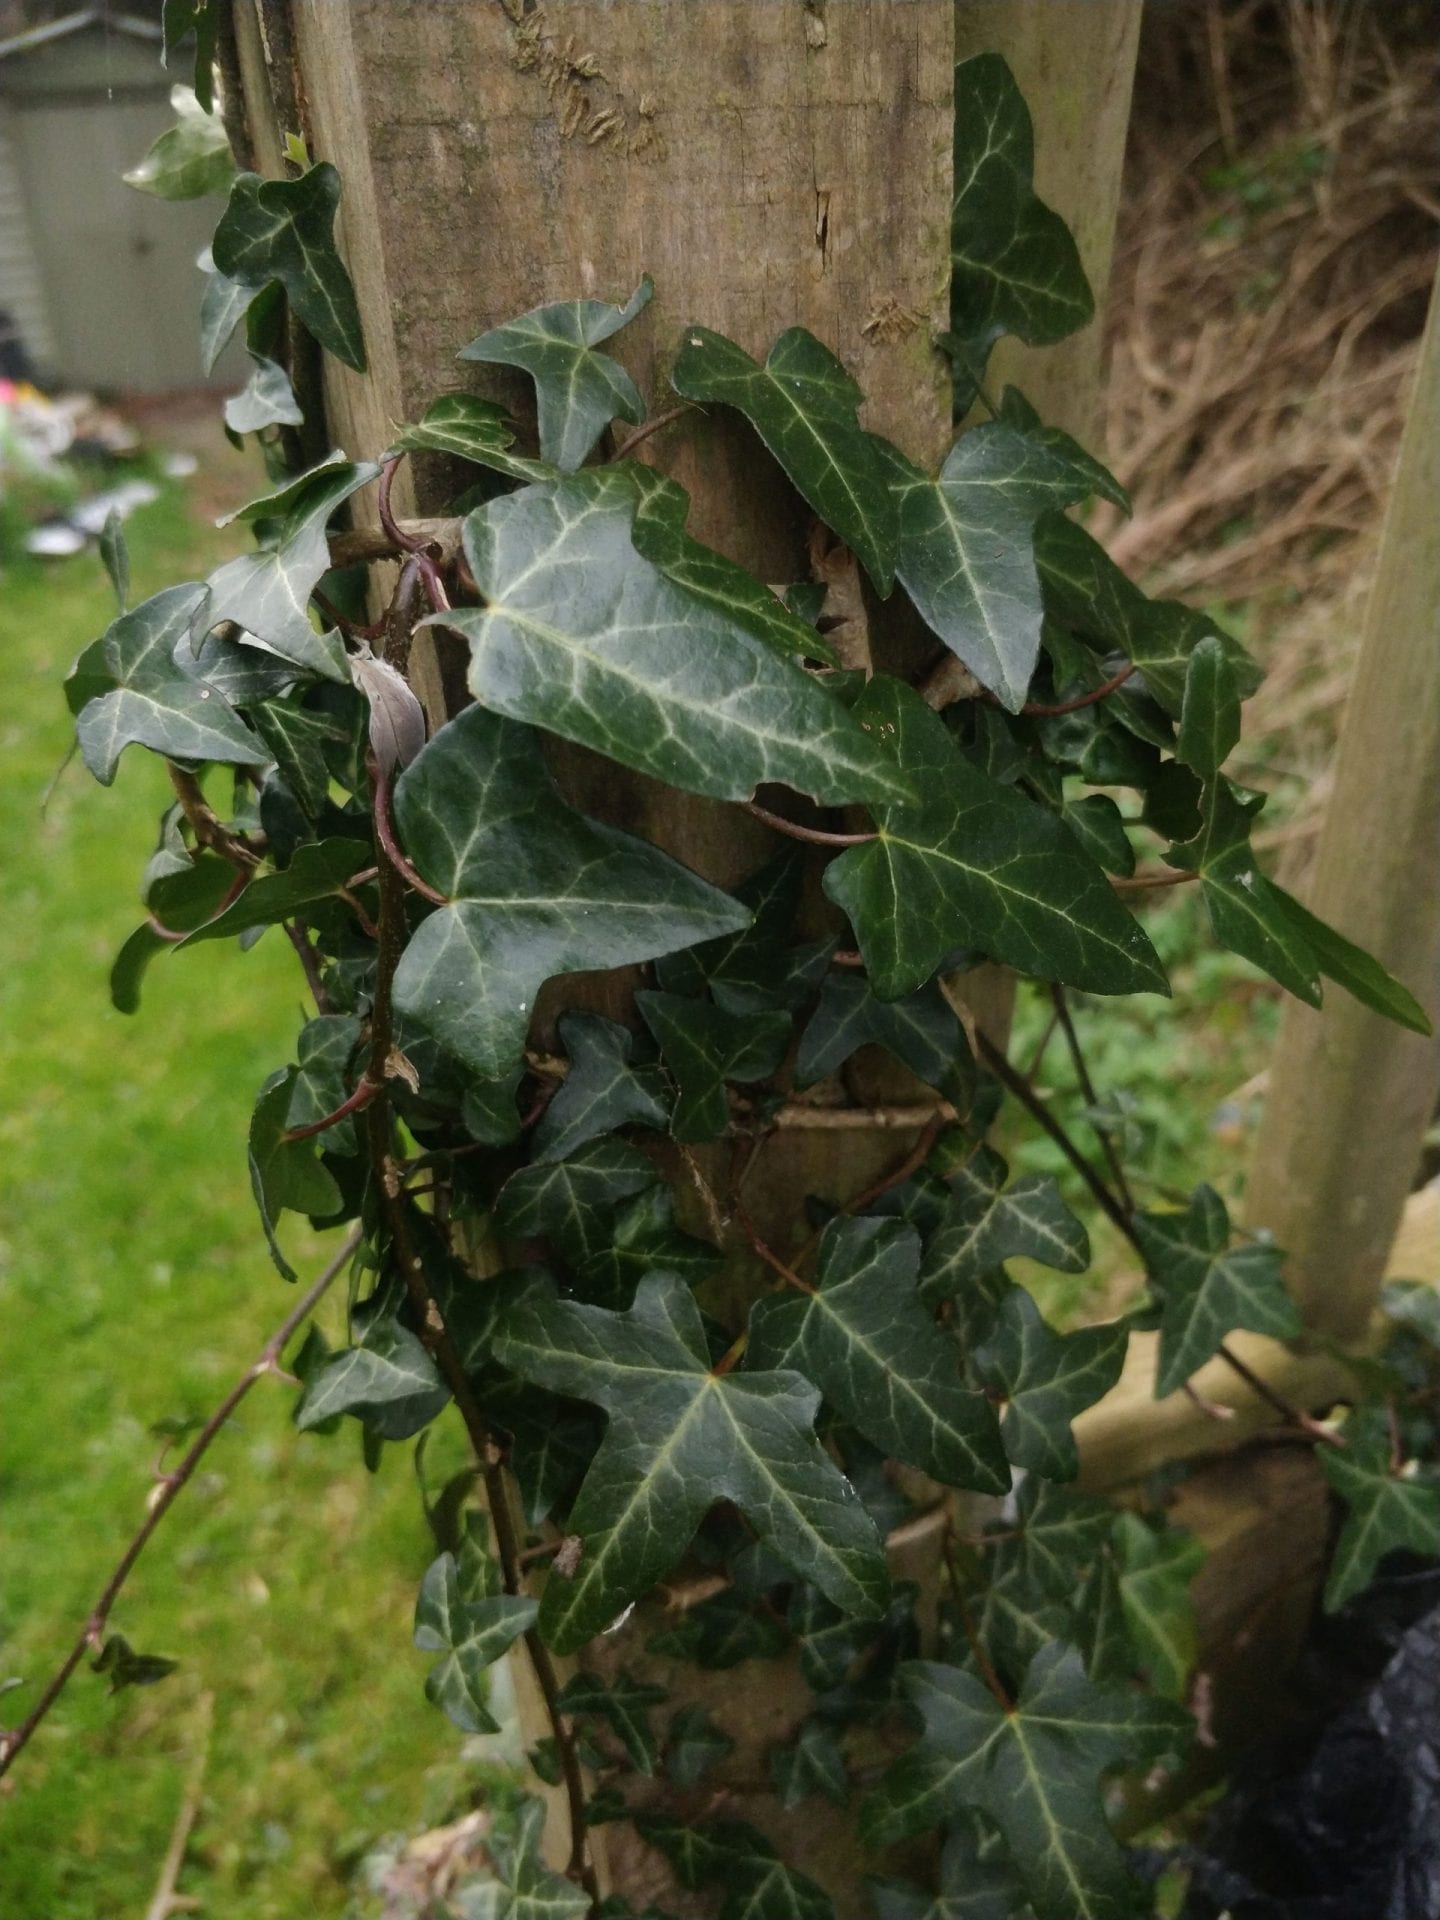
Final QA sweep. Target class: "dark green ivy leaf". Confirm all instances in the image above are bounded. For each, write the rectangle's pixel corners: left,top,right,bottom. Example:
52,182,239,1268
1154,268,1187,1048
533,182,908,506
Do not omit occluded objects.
414,1537,537,1734
634,1816,777,1895
991,1478,1116,1602
672,324,898,592
294,1315,447,1439
1176,634,1241,785
98,508,129,612
654,851,805,1009
182,838,372,947
997,388,1131,514
950,53,1094,349
459,277,652,470
386,392,555,484
110,853,240,1014
576,1185,722,1311
865,1645,1190,1919
975,1289,1127,1481
888,426,1096,712
554,1669,669,1774
392,704,749,1080
1321,1406,1440,1612
771,1716,849,1809
285,1014,363,1154
91,1634,179,1693
532,1013,671,1163
648,1589,790,1670
75,584,264,784
797,971,973,1104
665,1704,736,1786
211,164,366,370
1112,1513,1204,1700
637,990,789,1142
719,1857,835,1920
494,1135,659,1271
451,1795,590,1920
921,1143,1090,1305
248,696,346,815
747,1217,1009,1494
248,1068,343,1279
1269,885,1432,1036
1063,795,1136,879
494,1272,890,1653
160,0,216,112
1133,1184,1301,1398
436,471,909,807
824,677,1167,1000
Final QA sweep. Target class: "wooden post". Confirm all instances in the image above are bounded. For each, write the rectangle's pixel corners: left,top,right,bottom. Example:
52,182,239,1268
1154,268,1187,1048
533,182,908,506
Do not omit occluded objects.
1244,266,1440,1344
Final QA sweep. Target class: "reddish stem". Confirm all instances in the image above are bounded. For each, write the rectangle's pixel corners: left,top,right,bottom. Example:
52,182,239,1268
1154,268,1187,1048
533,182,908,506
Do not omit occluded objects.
743,800,877,848
1019,662,1137,716
371,760,448,906
283,1076,379,1143
737,1194,817,1296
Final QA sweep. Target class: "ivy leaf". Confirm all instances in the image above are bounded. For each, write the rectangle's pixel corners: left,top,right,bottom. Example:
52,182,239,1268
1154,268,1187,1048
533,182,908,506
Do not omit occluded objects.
198,249,261,374
920,1144,1090,1305
637,991,790,1142
648,1590,790,1670
223,353,303,436
748,1217,1009,1495
1063,795,1135,879
494,1272,890,1653
797,972,973,1103
997,389,1131,514
671,325,898,592
75,584,264,784
1176,635,1240,785
414,1549,537,1734
824,677,1167,1000
1113,1514,1203,1700
554,1670,669,1774
125,84,234,200
247,696,346,817
294,1319,447,1438
181,838,372,946
386,393,555,483
624,465,837,665
435,472,909,807
459,278,652,470
865,1645,1190,1919
950,54,1093,349
869,1838,1031,1920
889,426,1095,712
1035,514,1259,718
91,1634,179,1694
771,1716,849,1810
110,855,240,1013
975,1289,1127,1481
285,1015,363,1154
1321,1407,1440,1612
655,851,803,1007
1075,1552,1134,1687
161,0,217,111
665,1705,735,1786
494,1136,659,1271
202,455,376,678
248,1068,343,1280
452,1797,591,1920
634,1816,776,1894
211,164,366,370
391,705,749,1080
720,1858,834,1920
532,1013,670,1163
973,1571,1071,1694
1133,1184,1301,1397
1269,885,1432,1036
576,1186,722,1311
991,1479,1116,1602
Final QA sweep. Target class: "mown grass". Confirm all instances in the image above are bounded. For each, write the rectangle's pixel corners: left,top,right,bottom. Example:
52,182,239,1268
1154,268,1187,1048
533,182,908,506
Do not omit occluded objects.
0,482,472,1919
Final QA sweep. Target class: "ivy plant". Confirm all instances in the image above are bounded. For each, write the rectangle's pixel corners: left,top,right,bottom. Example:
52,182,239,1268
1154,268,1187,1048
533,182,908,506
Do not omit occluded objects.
6,44,1435,1920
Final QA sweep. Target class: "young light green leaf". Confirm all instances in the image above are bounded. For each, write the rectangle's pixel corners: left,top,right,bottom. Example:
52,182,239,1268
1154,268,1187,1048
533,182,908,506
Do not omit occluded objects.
76,584,264,785
865,1645,1189,1920
181,838,372,946
796,971,973,1104
1320,1407,1440,1612
211,164,366,370
386,393,555,484
124,84,234,200
1176,634,1241,784
434,471,909,807
1269,884,1433,1036
494,1272,890,1653
637,990,789,1142
294,1318,447,1438
414,1551,537,1733
747,1217,1009,1494
1133,1184,1301,1398
889,425,1097,712
1113,1513,1204,1700
554,1669,669,1774
975,1289,1127,1481
824,677,1167,1000
459,278,652,470
920,1144,1090,1304
249,1068,343,1278
671,325,897,592
531,1013,671,1164
951,53,1094,349
392,704,750,1080
201,454,376,677
494,1135,660,1272
223,352,303,435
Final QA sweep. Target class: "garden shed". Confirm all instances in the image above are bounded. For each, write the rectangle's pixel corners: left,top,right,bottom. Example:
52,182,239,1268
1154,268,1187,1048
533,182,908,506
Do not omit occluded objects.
0,7,223,391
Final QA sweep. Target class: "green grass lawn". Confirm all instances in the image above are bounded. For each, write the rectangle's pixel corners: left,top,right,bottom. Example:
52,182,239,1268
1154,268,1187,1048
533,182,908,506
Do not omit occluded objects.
0,480,474,1919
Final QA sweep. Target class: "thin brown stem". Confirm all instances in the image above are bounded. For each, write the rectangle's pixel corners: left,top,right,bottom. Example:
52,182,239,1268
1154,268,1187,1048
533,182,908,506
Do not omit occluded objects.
742,800,878,848
1049,984,1136,1216
283,1076,379,1143
311,586,386,643
166,765,263,871
1019,663,1137,717
0,1234,357,1779
1111,866,1201,892
284,920,334,1014
1213,1343,1345,1445
837,1111,945,1221
736,1193,816,1296
610,404,692,462
371,760,448,905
